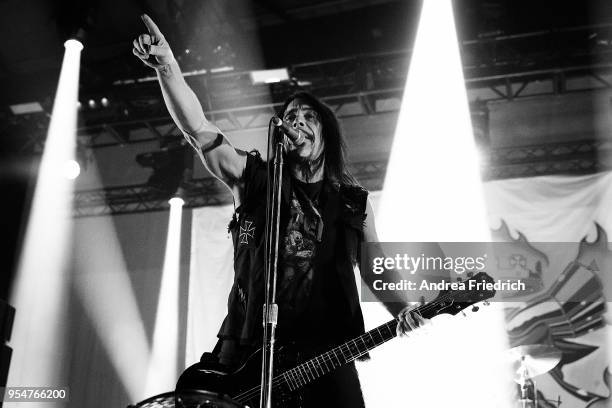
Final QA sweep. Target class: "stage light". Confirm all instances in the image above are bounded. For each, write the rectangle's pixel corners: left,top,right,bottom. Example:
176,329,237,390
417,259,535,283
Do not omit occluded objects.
364,1,513,407
250,68,289,85
63,159,80,179
136,139,193,197
9,102,44,115
168,196,185,207
8,36,82,388
88,99,96,109
101,97,109,107
145,196,184,396
64,38,83,52
209,66,234,74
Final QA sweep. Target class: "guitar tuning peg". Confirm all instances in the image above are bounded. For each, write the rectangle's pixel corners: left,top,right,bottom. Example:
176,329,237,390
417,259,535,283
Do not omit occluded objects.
461,311,466,317
471,305,480,312
483,300,490,306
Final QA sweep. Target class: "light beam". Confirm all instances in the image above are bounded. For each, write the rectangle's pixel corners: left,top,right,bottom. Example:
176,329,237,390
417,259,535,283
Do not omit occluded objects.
73,209,151,401
367,1,513,407
144,197,184,396
8,39,83,388
378,0,488,242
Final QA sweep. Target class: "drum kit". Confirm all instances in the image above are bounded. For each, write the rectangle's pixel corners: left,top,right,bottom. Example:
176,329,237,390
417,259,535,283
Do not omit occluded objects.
508,344,563,408
128,344,563,408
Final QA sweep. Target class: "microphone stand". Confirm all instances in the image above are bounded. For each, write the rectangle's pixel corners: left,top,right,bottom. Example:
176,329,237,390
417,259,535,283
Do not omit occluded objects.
260,120,284,408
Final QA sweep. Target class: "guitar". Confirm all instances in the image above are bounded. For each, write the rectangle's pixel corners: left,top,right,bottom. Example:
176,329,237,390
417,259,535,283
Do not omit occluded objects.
176,272,497,407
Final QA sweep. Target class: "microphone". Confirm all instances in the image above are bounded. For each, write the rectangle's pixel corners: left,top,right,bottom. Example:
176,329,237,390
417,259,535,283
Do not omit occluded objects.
271,116,306,146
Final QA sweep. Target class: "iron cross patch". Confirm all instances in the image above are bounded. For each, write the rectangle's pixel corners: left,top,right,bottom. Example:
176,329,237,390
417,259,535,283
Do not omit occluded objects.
239,220,256,245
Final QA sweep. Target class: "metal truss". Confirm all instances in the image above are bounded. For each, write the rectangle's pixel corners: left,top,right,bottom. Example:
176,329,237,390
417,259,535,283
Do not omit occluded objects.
73,178,233,217
466,64,612,101
73,159,386,217
74,185,174,217
9,24,612,216
76,89,406,149
73,140,609,216
76,66,612,150
12,62,610,154
9,23,612,152
482,139,604,180
70,60,612,152
488,140,599,165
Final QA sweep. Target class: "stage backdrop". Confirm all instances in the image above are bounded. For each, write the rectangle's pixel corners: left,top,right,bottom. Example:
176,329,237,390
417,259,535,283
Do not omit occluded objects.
188,171,611,408
483,171,612,408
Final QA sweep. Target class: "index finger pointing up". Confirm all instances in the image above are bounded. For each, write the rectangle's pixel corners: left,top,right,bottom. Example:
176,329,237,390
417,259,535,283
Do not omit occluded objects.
141,14,162,36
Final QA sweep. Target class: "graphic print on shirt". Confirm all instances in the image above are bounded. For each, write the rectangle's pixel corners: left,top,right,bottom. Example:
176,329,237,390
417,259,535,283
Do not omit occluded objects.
277,187,323,321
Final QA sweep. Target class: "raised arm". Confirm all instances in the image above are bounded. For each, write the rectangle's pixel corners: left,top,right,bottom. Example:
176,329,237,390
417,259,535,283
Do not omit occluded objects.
132,14,246,197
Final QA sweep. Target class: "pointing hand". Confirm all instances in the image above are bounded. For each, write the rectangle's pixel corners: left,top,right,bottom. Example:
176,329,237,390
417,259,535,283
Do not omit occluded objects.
132,14,175,69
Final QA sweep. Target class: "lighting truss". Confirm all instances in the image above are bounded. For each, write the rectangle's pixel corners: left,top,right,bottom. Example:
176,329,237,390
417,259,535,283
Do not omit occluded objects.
9,25,612,152
72,139,608,217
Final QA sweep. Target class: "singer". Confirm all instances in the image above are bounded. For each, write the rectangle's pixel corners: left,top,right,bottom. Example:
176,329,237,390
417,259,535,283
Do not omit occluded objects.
132,14,423,408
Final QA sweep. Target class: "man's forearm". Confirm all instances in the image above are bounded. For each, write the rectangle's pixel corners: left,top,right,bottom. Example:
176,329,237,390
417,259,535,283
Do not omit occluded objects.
156,59,213,142
362,243,409,316
153,57,245,187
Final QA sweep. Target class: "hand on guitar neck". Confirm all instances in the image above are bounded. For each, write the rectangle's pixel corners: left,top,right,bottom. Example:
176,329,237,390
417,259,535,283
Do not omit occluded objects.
396,305,431,337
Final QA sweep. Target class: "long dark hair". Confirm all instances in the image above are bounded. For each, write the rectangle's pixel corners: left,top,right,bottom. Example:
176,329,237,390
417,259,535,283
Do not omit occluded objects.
278,91,360,187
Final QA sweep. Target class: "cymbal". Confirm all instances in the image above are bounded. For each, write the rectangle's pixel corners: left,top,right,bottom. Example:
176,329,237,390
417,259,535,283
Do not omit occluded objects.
507,344,562,382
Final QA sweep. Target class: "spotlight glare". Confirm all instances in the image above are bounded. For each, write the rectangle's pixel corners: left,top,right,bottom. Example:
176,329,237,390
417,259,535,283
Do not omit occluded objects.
88,99,96,109
64,39,83,52
101,97,109,107
168,196,185,207
64,159,80,179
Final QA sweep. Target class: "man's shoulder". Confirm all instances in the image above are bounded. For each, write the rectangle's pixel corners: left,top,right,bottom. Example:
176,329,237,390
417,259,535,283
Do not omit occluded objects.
338,183,368,221
243,149,265,166
339,184,368,204
236,149,268,207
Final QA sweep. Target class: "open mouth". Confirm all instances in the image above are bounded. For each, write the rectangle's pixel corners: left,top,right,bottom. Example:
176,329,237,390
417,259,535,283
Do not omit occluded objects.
301,129,314,142
285,128,314,146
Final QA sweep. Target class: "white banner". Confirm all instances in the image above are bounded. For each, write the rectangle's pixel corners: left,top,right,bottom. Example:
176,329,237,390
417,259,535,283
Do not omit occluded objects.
188,171,612,407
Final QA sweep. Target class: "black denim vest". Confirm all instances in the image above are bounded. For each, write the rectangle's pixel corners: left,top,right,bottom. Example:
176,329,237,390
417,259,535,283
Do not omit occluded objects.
217,151,368,349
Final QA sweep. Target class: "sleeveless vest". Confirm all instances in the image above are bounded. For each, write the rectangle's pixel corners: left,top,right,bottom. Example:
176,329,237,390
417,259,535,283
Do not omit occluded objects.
217,151,368,349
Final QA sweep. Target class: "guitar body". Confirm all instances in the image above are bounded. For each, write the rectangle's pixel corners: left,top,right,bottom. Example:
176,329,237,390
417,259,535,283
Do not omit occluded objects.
176,346,300,408
175,272,496,408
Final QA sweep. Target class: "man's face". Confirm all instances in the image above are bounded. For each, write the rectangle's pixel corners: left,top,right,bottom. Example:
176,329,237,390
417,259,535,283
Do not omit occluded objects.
282,99,324,162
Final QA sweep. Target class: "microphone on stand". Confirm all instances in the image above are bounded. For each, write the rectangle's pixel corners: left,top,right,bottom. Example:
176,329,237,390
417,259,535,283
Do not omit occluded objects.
271,116,306,146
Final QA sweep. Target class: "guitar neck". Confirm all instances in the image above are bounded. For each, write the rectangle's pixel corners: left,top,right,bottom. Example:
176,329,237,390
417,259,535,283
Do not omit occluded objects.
277,318,399,392
230,319,400,406
232,272,495,405
277,292,461,392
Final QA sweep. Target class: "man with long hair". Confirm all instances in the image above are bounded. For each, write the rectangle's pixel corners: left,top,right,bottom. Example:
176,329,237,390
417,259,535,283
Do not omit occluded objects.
133,14,422,407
